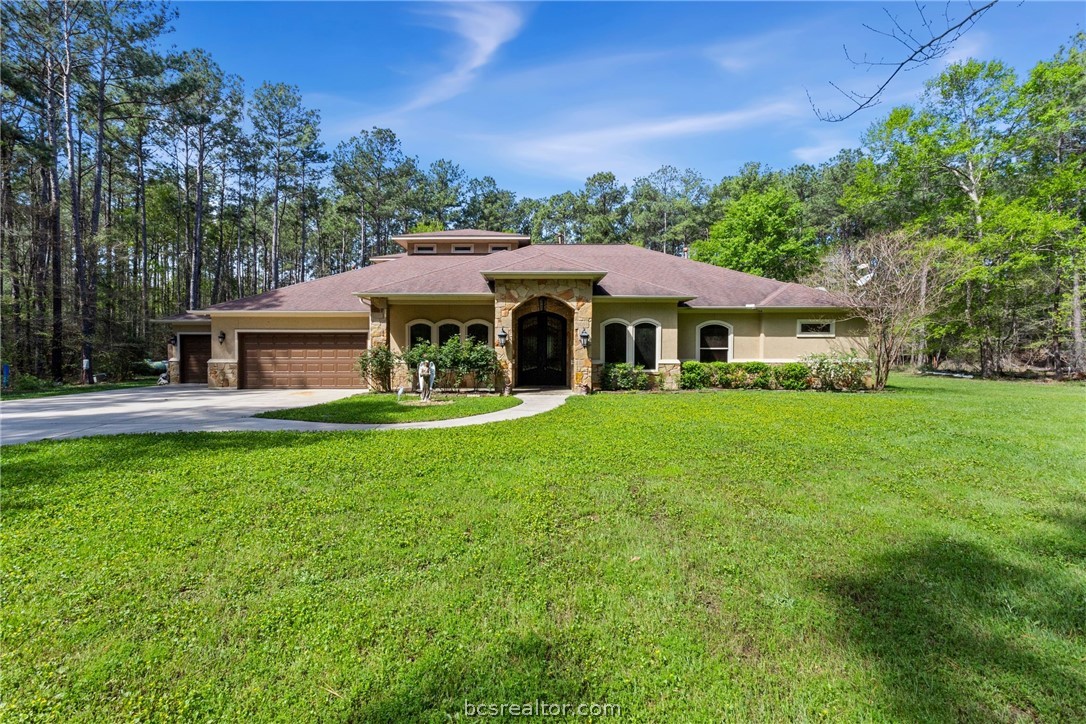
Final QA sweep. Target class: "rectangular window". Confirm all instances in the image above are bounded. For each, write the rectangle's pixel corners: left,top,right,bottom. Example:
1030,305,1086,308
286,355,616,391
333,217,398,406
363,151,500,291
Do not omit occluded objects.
452,245,474,254
413,244,436,254
797,320,835,338
489,244,509,252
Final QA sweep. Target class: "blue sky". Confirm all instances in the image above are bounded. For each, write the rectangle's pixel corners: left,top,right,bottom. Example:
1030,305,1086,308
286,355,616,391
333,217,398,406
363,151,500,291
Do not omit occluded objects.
167,1,1083,198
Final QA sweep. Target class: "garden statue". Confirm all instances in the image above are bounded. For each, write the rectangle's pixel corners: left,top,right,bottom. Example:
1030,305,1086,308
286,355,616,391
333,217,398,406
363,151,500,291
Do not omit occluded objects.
417,360,437,402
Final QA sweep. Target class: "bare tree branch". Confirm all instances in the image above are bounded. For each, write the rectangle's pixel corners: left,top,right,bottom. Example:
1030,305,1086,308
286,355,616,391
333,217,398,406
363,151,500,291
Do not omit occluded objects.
808,1,998,122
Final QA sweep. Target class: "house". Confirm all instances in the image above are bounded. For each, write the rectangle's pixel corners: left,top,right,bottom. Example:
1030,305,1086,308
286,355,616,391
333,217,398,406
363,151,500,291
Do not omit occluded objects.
162,229,865,391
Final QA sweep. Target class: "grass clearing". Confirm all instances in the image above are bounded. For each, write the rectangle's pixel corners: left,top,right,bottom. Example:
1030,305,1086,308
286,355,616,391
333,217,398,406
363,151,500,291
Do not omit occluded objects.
0,377,158,401
3,376,1084,721
254,392,521,424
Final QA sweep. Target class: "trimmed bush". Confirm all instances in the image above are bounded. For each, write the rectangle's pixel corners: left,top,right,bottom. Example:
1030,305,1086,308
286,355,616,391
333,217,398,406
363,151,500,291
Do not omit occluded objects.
802,352,872,391
740,361,773,389
601,363,650,391
680,361,711,389
772,362,811,390
682,361,812,391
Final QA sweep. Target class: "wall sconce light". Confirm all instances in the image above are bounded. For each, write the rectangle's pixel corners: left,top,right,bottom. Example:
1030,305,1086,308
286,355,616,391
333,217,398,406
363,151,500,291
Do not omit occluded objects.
579,328,590,349
497,327,508,347
218,331,226,344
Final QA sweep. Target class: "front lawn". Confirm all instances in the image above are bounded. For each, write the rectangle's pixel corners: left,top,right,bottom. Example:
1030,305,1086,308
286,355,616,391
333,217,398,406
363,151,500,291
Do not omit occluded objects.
0,377,158,401
3,376,1084,721
254,392,521,424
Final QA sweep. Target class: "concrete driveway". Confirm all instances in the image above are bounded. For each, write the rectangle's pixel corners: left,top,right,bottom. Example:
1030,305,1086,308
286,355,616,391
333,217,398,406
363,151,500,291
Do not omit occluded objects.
0,385,359,446
1,385,572,446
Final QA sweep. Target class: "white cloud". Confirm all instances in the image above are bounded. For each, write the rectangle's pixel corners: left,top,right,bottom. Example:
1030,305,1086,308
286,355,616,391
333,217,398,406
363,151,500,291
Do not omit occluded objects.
706,25,807,74
792,136,854,164
486,99,806,180
400,2,527,112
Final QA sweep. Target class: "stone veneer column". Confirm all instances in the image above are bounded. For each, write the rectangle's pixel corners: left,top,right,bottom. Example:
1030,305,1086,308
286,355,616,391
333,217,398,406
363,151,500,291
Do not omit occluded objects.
167,336,180,384
493,278,594,394
208,361,238,388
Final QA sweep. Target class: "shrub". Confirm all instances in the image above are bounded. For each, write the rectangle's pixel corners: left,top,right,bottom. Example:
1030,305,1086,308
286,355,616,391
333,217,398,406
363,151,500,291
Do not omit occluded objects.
710,362,748,389
465,338,500,391
680,361,711,389
601,363,649,391
355,345,398,392
773,362,811,390
11,373,54,393
802,352,872,391
739,361,773,389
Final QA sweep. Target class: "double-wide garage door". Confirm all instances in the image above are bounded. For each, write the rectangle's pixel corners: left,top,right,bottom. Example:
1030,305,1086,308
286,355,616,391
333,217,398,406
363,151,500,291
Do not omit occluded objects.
239,332,368,389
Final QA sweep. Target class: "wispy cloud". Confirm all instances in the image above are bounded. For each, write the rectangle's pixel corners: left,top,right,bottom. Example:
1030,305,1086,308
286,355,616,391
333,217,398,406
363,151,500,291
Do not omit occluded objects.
792,135,854,164
486,99,805,180
400,2,527,112
706,25,809,74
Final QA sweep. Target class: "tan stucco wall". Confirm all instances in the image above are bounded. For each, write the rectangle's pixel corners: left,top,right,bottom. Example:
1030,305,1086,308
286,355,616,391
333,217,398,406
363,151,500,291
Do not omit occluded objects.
761,314,867,361
208,314,369,362
677,310,867,362
591,300,679,364
386,303,496,354
677,311,762,361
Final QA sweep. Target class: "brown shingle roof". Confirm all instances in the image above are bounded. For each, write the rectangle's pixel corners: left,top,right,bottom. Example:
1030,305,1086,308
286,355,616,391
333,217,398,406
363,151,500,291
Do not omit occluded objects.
205,271,373,312
196,244,844,312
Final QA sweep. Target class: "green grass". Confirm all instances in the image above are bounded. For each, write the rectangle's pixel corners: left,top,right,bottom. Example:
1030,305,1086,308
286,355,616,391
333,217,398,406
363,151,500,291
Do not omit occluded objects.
254,392,522,424
0,377,158,401
3,376,1084,722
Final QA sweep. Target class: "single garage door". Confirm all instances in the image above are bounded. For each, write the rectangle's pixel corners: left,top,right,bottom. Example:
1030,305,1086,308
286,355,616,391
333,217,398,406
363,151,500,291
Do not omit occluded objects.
239,332,368,389
179,334,212,383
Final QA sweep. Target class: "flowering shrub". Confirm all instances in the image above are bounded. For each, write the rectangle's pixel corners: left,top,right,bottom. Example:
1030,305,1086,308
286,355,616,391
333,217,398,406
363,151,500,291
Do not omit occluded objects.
801,352,872,391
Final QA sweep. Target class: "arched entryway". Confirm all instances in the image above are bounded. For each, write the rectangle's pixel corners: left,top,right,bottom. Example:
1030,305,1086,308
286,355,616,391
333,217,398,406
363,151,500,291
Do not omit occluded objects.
517,310,567,386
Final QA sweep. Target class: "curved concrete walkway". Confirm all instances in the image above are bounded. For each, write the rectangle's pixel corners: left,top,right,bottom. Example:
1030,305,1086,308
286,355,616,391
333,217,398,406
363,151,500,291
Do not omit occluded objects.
1,386,572,445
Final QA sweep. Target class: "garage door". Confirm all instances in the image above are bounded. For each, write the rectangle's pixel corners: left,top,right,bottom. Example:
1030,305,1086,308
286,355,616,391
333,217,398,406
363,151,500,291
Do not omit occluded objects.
179,334,212,383
239,333,368,389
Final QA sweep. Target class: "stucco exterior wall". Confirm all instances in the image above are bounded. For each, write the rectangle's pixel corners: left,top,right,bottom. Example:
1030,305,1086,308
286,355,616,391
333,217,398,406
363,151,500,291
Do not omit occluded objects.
208,314,369,363
677,311,762,361
386,302,496,354
761,314,867,361
677,310,868,362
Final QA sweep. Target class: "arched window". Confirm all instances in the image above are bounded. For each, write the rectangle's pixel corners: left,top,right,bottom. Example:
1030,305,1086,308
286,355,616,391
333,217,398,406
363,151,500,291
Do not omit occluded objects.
466,323,490,345
633,322,658,368
409,322,433,348
438,323,461,346
603,321,628,364
697,323,731,362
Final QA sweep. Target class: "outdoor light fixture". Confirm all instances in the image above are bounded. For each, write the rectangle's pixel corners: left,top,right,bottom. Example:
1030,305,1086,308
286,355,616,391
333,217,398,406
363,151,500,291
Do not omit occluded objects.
497,327,508,347
579,328,590,349
168,334,177,347
218,331,226,344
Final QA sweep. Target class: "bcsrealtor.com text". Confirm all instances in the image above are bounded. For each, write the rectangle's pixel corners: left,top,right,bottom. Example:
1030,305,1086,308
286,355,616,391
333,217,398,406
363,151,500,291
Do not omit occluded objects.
463,701,621,717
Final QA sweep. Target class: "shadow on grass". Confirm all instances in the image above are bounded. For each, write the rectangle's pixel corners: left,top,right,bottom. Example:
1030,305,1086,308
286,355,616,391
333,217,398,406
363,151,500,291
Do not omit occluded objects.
347,631,593,722
822,535,1085,722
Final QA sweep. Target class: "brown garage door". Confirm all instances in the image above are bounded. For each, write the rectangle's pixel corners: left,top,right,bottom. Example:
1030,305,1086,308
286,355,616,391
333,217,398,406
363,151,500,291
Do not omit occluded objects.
239,333,368,389
179,334,212,383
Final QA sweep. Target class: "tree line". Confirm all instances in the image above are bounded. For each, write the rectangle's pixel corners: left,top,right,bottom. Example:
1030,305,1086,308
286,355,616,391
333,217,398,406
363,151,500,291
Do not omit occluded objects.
1,1,1082,382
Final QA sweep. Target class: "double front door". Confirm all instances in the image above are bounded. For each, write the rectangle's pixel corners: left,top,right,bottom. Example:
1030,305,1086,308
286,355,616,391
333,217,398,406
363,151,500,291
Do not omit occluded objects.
517,311,567,387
